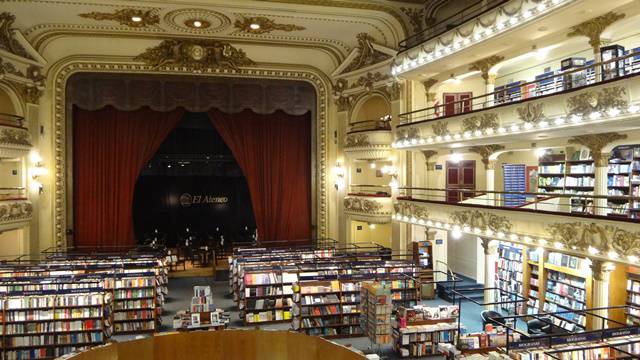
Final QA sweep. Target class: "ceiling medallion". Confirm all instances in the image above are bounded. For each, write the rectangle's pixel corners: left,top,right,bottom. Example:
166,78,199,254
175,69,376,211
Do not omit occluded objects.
78,9,159,28
163,9,230,34
234,16,305,34
134,39,254,71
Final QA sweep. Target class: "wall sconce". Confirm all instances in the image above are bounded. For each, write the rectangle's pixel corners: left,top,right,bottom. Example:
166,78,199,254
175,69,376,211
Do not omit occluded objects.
334,163,345,190
29,151,45,194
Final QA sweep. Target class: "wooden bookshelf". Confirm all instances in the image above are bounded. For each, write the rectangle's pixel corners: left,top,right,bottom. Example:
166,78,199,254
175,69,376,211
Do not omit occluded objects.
495,242,525,315
523,247,546,316
608,145,640,219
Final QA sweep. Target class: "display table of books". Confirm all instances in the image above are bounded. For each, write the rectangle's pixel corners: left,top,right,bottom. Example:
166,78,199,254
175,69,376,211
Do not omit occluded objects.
172,286,229,331
392,305,460,358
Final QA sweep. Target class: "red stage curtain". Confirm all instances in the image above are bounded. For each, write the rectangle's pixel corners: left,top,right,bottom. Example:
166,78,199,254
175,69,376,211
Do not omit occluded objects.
73,106,185,248
209,109,311,244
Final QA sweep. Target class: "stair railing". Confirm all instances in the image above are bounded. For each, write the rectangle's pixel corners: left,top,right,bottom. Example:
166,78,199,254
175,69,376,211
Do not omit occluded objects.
435,260,458,303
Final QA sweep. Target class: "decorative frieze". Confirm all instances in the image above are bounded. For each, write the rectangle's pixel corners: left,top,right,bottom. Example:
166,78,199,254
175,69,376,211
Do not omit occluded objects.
79,9,160,28
394,202,429,219
566,86,628,116
0,126,31,147
462,113,499,133
134,39,254,71
234,16,305,34
516,102,545,124
431,121,449,137
0,200,32,223
449,210,512,233
344,197,384,215
350,72,390,91
344,133,370,148
547,222,640,258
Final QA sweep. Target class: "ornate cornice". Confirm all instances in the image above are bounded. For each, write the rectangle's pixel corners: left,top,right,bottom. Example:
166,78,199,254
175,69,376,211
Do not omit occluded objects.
566,86,628,116
469,55,504,83
0,126,31,147
342,33,392,73
0,12,33,60
400,7,424,35
450,210,512,234
344,197,388,215
394,202,429,219
335,95,353,112
234,16,305,34
516,102,545,124
350,71,390,91
344,133,370,148
79,8,160,28
568,132,627,167
462,113,499,134
134,39,255,71
0,200,32,223
567,12,625,49
51,58,330,246
469,145,505,170
547,222,640,258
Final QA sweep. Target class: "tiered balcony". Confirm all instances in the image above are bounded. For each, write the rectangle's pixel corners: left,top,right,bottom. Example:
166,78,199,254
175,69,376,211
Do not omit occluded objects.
343,185,393,223
0,113,31,157
394,53,640,149
0,187,32,229
343,118,392,160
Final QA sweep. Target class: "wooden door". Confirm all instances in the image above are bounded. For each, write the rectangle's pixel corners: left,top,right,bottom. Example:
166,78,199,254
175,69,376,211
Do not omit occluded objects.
446,160,476,202
443,92,473,117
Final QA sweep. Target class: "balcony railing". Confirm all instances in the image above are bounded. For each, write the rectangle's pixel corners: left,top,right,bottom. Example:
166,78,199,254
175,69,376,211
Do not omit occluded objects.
397,187,640,222
399,50,640,125
347,118,391,134
398,0,508,52
0,187,27,201
0,113,25,129
348,184,392,197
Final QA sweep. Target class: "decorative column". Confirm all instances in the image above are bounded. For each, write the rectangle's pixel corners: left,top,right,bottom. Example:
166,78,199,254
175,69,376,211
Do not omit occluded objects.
470,55,504,108
569,133,627,216
591,260,615,329
421,150,438,200
481,237,498,310
334,80,353,248
568,12,625,82
469,145,505,206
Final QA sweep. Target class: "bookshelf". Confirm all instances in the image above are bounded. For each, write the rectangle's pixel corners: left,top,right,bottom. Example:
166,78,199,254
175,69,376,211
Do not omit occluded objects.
495,242,524,315
608,145,640,219
543,252,590,331
241,266,296,325
292,280,350,338
538,153,566,194
361,281,393,345
523,248,544,316
109,273,158,334
538,150,594,213
393,305,459,358
626,270,640,326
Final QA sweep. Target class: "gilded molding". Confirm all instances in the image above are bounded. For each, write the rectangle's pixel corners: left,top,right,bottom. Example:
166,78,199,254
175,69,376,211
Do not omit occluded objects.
547,222,640,257
335,95,353,112
382,81,401,101
234,16,305,34
469,55,504,82
421,150,438,171
52,60,329,246
343,33,391,73
0,57,24,77
566,86,628,115
350,72,390,91
567,12,625,49
431,121,449,137
79,9,160,28
0,126,31,147
344,133,370,148
0,12,32,60
449,210,512,233
422,78,437,102
568,132,627,167
400,7,424,34
0,200,32,223
469,145,505,170
394,202,429,219
134,39,255,71
397,127,419,140
462,113,498,133
516,102,545,124
344,197,386,215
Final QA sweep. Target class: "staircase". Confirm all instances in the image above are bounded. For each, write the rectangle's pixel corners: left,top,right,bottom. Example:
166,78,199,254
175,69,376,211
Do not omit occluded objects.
438,273,485,303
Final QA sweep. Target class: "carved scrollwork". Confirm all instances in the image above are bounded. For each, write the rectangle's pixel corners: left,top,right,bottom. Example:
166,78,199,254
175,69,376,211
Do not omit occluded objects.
0,200,32,222
516,102,545,124
134,39,255,71
335,96,353,112
431,121,449,137
397,127,420,140
0,127,31,146
566,86,628,115
344,134,370,148
79,9,160,28
234,16,305,34
344,197,384,215
462,113,499,133
343,33,391,73
394,202,429,219
547,222,640,257
349,72,390,91
0,12,33,59
449,210,512,233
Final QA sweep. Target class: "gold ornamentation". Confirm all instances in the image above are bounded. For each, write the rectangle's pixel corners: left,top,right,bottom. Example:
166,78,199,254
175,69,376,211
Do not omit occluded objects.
568,132,627,167
449,210,512,233
344,133,370,148
516,102,545,124
0,12,32,60
469,145,505,170
421,150,438,171
0,200,33,223
469,55,504,82
394,202,429,219
234,16,305,34
335,96,353,112
383,82,401,101
462,113,499,133
400,7,424,34
134,39,255,71
422,78,438,102
79,9,160,28
0,57,24,77
333,78,348,98
343,33,391,73
431,121,449,137
567,12,625,49
0,126,31,146
397,127,420,140
184,19,212,29
344,197,384,214
350,72,390,91
566,86,628,116
547,222,640,257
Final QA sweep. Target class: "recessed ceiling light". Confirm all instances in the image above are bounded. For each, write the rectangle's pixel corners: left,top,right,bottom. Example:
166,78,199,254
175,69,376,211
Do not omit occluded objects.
193,20,202,28
131,16,142,23
250,23,261,30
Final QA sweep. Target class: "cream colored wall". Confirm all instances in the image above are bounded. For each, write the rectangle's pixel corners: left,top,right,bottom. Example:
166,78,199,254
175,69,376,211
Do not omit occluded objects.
350,161,392,187
0,160,22,188
433,77,486,110
353,96,390,121
349,220,391,249
0,228,25,257
447,232,478,280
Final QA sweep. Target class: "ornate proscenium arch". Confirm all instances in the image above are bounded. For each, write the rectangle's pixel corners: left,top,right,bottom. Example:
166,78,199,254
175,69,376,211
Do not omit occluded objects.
50,58,331,247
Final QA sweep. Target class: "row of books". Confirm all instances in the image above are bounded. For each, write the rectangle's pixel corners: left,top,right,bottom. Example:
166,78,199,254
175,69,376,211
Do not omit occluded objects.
547,252,584,270
245,309,292,323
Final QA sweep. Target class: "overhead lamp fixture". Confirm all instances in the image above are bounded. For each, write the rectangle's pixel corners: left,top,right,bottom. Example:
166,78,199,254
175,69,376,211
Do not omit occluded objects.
131,16,142,23
250,23,261,30
450,152,463,163
193,20,203,28
368,223,376,230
